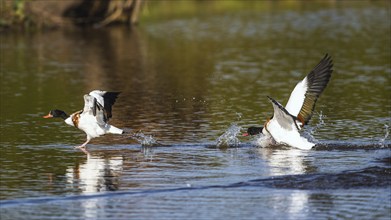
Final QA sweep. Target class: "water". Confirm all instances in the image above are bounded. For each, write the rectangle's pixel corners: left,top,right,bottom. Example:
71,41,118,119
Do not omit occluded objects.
1,2,391,219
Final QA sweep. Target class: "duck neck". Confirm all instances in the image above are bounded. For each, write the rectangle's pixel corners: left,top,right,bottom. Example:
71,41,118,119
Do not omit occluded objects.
59,112,69,120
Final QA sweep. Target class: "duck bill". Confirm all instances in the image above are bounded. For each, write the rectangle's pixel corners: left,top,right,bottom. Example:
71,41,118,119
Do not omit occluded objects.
242,133,249,137
43,113,53,118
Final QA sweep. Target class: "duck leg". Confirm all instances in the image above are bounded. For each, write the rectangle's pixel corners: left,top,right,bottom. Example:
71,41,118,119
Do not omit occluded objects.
74,137,90,154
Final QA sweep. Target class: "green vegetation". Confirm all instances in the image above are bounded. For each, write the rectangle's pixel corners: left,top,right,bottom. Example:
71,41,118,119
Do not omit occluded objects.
1,0,27,30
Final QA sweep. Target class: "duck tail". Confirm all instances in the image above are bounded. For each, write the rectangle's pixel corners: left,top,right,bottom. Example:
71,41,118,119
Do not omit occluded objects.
107,125,123,134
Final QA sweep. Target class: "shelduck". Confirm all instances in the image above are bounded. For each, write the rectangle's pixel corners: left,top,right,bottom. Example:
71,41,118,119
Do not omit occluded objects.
43,90,123,152
243,54,333,150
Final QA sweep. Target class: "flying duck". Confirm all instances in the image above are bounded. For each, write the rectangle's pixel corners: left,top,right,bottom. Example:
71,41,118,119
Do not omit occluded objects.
243,54,333,150
43,90,124,152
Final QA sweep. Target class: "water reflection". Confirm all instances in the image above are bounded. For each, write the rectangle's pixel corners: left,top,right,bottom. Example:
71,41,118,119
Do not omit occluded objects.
256,147,314,217
288,191,308,217
65,154,123,193
268,190,309,219
64,153,124,219
257,147,314,175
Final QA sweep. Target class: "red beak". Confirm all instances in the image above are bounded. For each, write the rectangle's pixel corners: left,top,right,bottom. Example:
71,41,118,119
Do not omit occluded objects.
43,113,53,118
242,133,249,137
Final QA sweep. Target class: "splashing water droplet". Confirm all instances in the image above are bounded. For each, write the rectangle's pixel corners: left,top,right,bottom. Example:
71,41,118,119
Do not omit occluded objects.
216,123,242,148
379,124,389,147
305,111,326,143
132,132,158,146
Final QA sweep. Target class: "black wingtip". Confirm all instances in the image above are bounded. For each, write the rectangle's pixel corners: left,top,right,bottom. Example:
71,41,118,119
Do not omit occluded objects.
296,53,334,125
267,96,277,104
267,96,280,108
322,53,333,67
102,91,121,119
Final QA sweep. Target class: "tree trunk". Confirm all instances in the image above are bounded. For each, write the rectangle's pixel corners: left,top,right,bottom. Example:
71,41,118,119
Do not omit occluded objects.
63,0,143,27
3,0,143,30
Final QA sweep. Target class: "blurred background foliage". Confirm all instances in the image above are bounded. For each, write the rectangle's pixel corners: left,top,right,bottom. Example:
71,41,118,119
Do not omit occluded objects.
2,0,379,31
1,0,143,31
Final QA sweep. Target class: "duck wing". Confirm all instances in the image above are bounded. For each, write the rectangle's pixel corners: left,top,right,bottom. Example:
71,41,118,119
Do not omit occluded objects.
268,96,299,131
285,54,333,125
88,90,121,122
101,91,121,119
82,94,106,126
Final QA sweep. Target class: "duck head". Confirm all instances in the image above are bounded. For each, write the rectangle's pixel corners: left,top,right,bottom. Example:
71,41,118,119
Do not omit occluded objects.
242,126,263,136
43,109,68,120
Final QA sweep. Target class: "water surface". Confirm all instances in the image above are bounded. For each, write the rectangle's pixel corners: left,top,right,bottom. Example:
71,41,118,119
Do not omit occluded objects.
1,2,390,219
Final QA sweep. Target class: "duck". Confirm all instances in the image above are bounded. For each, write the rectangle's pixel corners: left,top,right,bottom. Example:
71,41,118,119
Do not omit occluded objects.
43,90,124,152
243,54,333,150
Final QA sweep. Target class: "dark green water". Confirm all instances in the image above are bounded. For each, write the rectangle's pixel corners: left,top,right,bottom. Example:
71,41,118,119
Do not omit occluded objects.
1,2,390,219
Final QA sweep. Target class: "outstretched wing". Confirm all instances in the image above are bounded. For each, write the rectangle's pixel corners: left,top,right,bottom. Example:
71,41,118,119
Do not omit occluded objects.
82,94,105,126
285,54,333,125
268,96,299,131
101,92,121,119
88,90,121,122
83,94,95,113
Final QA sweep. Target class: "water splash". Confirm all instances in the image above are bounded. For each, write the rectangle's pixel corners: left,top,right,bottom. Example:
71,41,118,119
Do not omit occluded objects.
379,124,390,147
132,132,158,147
216,123,242,148
254,134,276,148
305,111,326,143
